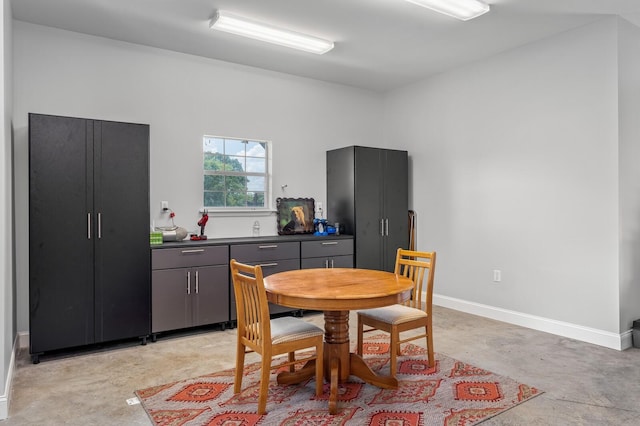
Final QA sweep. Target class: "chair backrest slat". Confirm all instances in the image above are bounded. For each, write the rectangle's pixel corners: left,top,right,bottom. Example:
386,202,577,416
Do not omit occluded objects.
394,248,436,312
230,260,272,350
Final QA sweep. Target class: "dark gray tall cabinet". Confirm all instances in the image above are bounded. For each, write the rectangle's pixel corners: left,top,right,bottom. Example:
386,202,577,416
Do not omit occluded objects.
29,113,150,362
327,146,408,272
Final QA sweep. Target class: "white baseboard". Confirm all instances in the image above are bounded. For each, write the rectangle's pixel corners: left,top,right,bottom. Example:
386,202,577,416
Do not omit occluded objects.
0,334,19,420
433,294,630,351
620,330,633,350
18,332,29,350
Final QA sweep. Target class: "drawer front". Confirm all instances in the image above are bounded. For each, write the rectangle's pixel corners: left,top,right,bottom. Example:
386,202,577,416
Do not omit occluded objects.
301,255,353,269
230,241,299,262
301,239,353,258
152,245,229,269
246,258,300,277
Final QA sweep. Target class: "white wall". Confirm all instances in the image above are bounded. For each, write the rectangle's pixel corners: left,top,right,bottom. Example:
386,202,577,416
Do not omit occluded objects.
11,16,637,353
12,21,384,332
618,18,640,333
1,0,13,419
383,19,622,342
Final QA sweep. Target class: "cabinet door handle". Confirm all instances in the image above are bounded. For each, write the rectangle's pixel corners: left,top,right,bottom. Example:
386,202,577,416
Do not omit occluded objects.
321,242,338,245
181,249,205,254
195,270,199,294
385,218,389,236
325,259,329,268
380,219,384,236
258,245,278,249
187,271,191,295
257,262,278,268
97,213,102,239
331,259,335,268
87,213,91,240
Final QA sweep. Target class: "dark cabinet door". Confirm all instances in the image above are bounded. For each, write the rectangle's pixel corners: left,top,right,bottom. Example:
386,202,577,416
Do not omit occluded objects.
354,147,384,270
331,255,354,268
151,269,191,333
327,146,355,236
94,121,150,341
29,114,95,353
192,265,229,327
382,149,409,271
301,255,354,269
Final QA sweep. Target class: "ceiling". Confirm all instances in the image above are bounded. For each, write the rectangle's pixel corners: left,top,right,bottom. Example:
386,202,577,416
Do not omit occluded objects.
10,0,640,92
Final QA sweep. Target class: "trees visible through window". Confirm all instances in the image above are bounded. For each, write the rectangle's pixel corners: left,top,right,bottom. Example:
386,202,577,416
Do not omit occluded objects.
203,136,269,209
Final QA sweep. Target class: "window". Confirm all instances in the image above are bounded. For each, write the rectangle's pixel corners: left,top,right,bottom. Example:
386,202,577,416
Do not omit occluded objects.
203,136,270,209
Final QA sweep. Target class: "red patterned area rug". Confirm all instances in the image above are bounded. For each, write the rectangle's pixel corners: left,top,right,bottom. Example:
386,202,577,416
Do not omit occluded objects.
135,335,542,425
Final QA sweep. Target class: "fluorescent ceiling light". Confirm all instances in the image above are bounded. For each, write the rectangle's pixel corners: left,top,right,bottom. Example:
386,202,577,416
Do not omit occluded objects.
210,11,334,55
405,0,490,21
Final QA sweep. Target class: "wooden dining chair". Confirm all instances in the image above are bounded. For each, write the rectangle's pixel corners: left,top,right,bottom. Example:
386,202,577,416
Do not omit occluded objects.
356,248,437,378
230,259,324,414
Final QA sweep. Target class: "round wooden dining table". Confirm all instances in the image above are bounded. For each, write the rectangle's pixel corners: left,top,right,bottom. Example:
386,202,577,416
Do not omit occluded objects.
263,268,414,414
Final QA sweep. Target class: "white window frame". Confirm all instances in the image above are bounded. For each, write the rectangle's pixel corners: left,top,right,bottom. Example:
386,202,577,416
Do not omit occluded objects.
203,135,273,214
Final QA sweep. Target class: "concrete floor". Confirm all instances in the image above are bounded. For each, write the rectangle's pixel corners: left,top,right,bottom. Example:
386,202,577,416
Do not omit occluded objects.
4,306,640,425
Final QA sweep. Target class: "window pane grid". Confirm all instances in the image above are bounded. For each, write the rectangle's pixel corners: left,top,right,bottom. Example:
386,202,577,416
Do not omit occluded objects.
203,136,269,209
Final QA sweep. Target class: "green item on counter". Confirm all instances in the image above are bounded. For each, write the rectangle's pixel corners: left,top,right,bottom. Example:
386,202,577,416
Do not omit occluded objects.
150,232,163,245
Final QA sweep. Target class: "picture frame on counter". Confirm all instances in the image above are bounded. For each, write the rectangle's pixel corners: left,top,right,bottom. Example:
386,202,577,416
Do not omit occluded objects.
276,197,315,235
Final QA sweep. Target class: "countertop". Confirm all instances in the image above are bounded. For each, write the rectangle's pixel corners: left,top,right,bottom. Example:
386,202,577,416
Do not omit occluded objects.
152,233,353,249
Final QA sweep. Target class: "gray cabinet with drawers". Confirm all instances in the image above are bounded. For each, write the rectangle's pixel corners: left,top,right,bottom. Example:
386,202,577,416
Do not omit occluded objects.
301,239,354,269
151,245,229,334
230,241,300,318
151,235,354,334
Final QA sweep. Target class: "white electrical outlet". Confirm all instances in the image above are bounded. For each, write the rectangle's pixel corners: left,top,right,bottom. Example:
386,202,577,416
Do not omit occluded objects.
161,201,169,211
493,269,502,282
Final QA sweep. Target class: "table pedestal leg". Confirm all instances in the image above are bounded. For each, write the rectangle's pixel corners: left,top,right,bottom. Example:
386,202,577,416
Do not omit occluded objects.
324,310,350,414
349,353,397,389
275,361,316,385
324,311,350,381
278,310,398,415
324,310,399,414
328,357,339,414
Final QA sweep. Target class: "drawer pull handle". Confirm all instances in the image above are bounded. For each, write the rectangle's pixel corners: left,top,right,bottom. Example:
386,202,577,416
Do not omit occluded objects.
258,245,278,249
257,263,278,267
321,242,338,245
181,249,205,254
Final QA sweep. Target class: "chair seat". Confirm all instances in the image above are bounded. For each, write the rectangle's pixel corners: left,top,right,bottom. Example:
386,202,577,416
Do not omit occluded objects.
271,317,324,344
358,304,427,325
